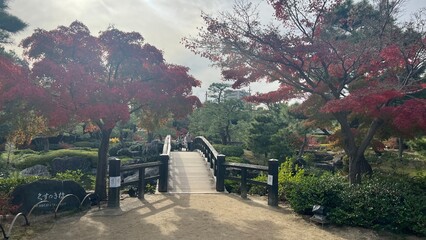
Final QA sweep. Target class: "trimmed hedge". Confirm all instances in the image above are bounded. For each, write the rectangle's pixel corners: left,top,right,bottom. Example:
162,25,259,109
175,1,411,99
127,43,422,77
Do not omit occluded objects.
213,144,244,157
12,149,98,170
278,161,426,236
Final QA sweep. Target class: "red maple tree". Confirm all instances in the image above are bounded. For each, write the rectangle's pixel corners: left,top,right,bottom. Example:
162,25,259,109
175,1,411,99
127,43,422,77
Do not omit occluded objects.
22,21,200,198
184,0,426,184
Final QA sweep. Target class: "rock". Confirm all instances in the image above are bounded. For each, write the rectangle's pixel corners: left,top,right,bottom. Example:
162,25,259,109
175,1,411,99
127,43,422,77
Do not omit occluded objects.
143,140,163,156
313,162,335,172
10,179,87,214
130,151,140,157
332,155,344,168
51,156,92,175
313,152,333,161
20,164,51,177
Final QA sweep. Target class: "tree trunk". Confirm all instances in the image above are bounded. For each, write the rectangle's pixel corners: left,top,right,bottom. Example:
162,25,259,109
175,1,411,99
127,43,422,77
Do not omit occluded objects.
95,128,112,200
147,131,154,142
220,128,228,145
297,134,308,159
398,137,404,160
220,134,227,145
335,113,381,185
348,152,372,184
225,124,231,144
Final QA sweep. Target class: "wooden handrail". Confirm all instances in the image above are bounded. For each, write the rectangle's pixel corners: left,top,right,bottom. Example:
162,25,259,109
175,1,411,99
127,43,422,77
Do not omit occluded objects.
193,136,279,207
107,135,171,207
224,162,268,171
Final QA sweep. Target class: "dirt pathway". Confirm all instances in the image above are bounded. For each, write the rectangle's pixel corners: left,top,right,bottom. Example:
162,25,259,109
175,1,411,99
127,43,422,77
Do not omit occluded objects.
11,193,413,240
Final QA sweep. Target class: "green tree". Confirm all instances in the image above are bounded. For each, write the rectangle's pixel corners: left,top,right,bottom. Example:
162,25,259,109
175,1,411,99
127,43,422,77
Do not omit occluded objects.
208,83,231,103
247,103,306,160
189,99,251,144
247,112,276,158
0,0,26,44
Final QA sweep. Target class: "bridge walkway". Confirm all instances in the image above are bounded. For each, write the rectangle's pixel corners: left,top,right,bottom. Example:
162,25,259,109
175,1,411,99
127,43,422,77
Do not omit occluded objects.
167,151,216,193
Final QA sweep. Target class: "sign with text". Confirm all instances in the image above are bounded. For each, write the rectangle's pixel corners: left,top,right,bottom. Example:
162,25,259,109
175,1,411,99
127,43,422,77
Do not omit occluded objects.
267,175,273,186
10,179,86,214
109,176,121,188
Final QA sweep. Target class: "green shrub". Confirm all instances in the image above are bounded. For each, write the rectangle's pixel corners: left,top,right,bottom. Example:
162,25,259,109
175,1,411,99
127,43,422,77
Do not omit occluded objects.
54,170,95,190
279,162,426,236
224,179,240,193
145,183,156,194
225,156,245,163
0,174,43,194
117,148,132,157
278,160,305,201
248,173,268,196
129,143,144,152
54,170,84,183
14,149,37,155
328,173,426,235
12,149,98,170
279,160,349,214
214,144,244,157
73,141,99,148
109,144,122,156
407,137,426,153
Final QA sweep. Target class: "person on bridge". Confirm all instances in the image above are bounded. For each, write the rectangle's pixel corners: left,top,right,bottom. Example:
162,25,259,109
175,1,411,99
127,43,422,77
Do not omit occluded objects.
184,132,193,151
176,134,184,151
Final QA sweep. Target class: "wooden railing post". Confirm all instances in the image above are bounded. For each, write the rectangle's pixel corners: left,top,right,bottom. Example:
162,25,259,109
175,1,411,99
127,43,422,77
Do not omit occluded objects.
108,157,121,208
138,168,146,199
216,154,225,192
241,168,248,199
158,154,169,192
268,159,279,207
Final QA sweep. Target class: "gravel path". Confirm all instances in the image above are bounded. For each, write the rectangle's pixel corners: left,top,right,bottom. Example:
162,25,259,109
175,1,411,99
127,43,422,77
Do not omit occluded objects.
15,193,409,240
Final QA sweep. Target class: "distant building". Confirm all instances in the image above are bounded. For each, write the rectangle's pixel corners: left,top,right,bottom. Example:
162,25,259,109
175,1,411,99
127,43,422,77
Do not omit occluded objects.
224,89,250,100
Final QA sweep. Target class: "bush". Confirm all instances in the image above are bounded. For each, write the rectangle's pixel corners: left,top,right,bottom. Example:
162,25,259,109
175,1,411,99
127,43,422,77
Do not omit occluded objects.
54,170,95,190
225,156,246,163
117,148,132,157
248,173,268,196
327,173,426,235
73,141,99,148
224,179,240,193
407,137,426,153
129,143,144,152
214,144,244,157
0,174,42,194
284,173,346,214
12,149,98,170
109,144,122,156
54,170,83,183
278,161,426,236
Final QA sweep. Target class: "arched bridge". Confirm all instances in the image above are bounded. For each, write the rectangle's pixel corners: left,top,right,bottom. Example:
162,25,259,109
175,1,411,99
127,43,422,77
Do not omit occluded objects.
107,135,279,207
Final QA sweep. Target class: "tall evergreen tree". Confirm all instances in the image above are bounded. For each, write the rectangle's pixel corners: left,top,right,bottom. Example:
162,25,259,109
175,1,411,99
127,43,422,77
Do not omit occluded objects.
0,0,27,44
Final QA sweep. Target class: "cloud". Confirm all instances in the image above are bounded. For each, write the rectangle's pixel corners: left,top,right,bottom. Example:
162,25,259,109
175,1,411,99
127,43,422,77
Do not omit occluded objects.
6,0,426,100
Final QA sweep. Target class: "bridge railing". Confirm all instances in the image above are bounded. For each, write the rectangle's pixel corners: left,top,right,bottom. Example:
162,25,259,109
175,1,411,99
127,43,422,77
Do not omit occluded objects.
193,136,223,179
193,136,279,206
107,135,171,208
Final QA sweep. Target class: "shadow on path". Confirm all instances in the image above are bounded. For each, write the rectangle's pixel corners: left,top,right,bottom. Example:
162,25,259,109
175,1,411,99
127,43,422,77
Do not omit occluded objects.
22,193,404,240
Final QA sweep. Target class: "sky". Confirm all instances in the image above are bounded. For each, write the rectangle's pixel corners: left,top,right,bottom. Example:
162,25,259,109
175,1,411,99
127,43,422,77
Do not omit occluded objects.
5,0,426,101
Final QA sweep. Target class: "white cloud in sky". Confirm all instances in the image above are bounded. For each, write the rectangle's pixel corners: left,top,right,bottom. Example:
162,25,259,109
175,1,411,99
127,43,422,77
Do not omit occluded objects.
5,0,426,100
